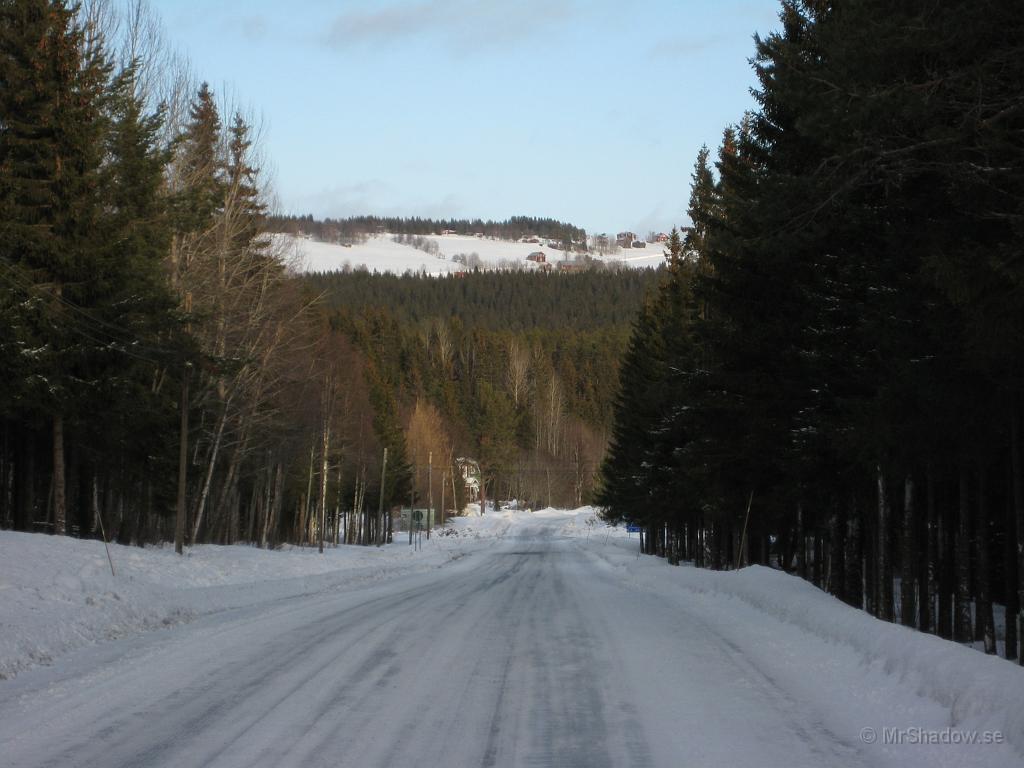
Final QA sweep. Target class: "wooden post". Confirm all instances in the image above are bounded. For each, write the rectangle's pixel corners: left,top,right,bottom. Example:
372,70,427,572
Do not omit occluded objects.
440,471,446,529
427,451,432,539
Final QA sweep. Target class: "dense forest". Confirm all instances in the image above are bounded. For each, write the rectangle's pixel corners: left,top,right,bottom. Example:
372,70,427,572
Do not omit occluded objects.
0,0,655,552
0,0,369,550
599,0,1024,662
306,269,657,332
268,214,588,248
303,269,660,512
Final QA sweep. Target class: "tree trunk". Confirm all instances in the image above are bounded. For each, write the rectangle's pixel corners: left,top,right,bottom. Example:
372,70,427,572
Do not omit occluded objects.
877,465,893,621
480,470,487,517
297,441,315,545
844,499,863,610
14,429,34,531
52,415,66,536
191,398,230,543
796,502,807,579
900,475,917,627
175,366,190,554
816,532,826,587
376,448,388,546
1006,453,1020,661
245,477,258,543
317,415,331,554
923,465,937,634
863,497,876,617
975,464,996,654
954,464,973,643
351,473,361,545
334,463,343,546
937,480,954,639
828,503,844,600
263,462,283,548
215,430,248,545
1012,403,1024,664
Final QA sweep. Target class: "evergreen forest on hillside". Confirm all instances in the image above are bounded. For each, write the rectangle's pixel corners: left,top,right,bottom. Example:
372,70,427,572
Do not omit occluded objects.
598,0,1024,662
302,268,661,512
306,269,657,332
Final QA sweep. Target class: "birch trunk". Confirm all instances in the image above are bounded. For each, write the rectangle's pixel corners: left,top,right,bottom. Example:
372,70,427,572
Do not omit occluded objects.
317,417,331,554
191,397,231,543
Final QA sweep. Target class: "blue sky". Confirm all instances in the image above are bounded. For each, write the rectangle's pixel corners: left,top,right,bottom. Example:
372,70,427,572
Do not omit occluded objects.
151,0,781,236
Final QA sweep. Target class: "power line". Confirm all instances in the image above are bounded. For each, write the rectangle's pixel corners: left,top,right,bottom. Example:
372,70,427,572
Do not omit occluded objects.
0,261,174,366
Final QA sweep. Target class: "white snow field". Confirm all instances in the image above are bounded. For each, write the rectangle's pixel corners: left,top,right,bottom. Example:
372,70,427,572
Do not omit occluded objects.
279,233,666,275
1,509,1022,768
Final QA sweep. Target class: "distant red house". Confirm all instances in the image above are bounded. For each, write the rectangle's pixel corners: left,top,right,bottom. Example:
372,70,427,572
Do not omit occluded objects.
655,232,670,242
527,251,547,263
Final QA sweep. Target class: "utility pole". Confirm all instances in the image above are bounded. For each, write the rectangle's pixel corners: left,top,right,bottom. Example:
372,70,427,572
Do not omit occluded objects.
175,291,192,556
376,447,388,546
440,471,446,530
427,451,433,539
451,466,458,519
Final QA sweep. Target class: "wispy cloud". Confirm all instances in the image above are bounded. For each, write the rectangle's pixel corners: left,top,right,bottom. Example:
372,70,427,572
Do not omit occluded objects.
238,15,268,42
632,203,685,239
647,34,723,61
292,180,465,221
291,180,394,219
325,0,576,54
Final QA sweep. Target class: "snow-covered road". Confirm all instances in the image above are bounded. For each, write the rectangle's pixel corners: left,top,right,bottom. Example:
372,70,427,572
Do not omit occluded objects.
1,512,1020,768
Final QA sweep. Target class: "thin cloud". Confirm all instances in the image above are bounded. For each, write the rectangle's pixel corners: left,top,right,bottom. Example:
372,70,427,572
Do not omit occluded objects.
648,34,723,61
292,180,395,219
239,15,268,42
292,181,465,221
325,0,577,53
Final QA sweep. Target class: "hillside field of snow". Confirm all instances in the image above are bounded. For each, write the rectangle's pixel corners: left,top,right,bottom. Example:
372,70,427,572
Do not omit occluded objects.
1,509,1022,768
277,233,666,275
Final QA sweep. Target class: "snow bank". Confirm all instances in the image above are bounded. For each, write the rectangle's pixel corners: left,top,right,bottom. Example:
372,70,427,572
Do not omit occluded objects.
692,569,1019,741
0,531,463,681
684,567,1023,753
582,533,1024,761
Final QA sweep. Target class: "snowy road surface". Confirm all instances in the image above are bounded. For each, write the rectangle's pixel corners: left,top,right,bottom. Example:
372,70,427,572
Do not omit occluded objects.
1,512,1020,768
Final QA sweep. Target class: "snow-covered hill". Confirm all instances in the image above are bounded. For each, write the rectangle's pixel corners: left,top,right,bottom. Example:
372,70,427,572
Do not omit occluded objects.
277,233,666,275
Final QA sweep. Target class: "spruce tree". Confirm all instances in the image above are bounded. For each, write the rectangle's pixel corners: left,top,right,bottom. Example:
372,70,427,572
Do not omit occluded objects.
0,0,111,535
